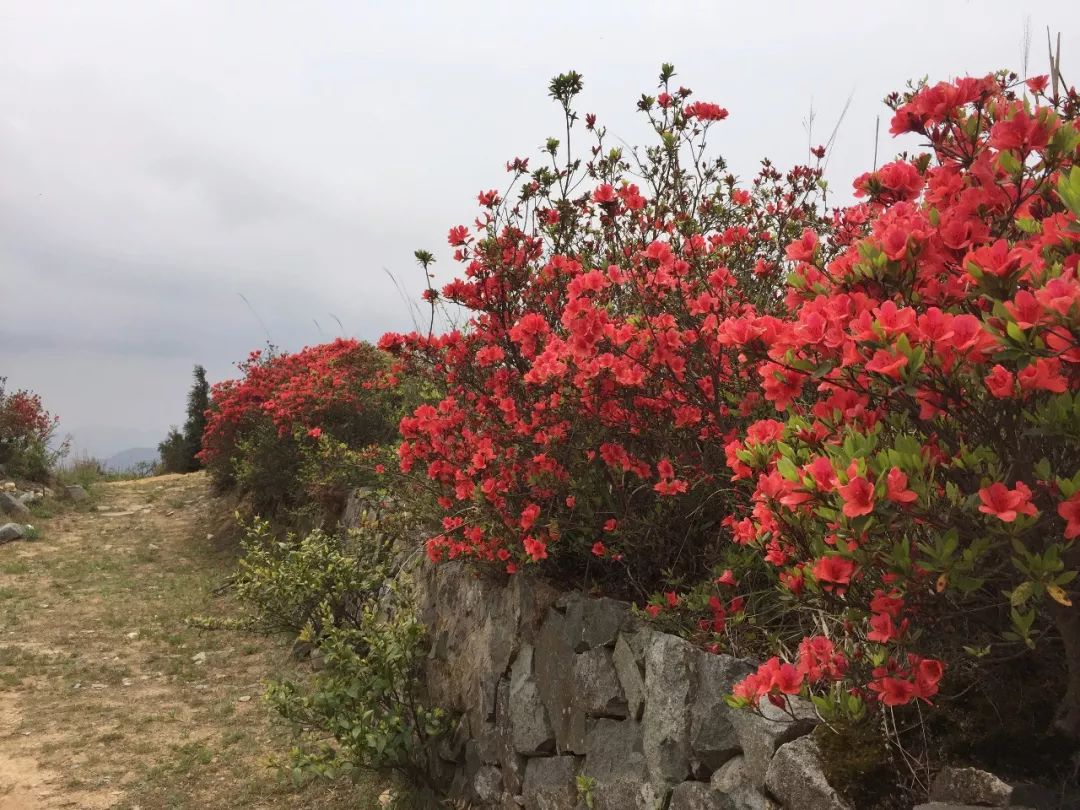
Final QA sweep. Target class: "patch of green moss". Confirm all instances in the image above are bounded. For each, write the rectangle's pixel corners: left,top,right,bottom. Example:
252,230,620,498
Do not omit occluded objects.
816,722,909,810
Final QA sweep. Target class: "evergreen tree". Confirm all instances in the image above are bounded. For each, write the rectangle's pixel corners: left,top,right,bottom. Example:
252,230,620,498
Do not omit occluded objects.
158,365,210,473
157,427,187,473
182,365,210,472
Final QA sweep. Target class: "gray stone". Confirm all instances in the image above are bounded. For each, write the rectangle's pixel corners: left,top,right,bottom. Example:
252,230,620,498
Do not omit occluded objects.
710,755,745,793
0,492,30,518
764,736,851,810
510,645,556,755
439,715,470,763
572,647,627,718
729,693,815,787
557,593,588,651
473,765,505,804
710,756,777,810
620,626,654,663
612,634,646,721
642,632,694,788
19,491,41,505
521,755,580,810
580,598,632,650
339,487,375,529
417,563,558,736
64,485,89,503
913,805,990,810
0,522,26,544
582,719,650,810
669,781,737,810
1008,783,1058,809
930,767,1012,807
690,652,753,773
465,733,502,778
556,593,634,652
535,610,588,753
495,677,528,794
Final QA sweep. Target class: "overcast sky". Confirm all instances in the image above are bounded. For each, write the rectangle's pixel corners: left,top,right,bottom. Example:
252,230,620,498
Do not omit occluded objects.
2,1,1077,457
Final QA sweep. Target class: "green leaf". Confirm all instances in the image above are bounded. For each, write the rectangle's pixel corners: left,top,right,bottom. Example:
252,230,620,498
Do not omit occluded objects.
997,149,1022,175
1056,166,1080,218
1010,581,1035,606
776,458,800,482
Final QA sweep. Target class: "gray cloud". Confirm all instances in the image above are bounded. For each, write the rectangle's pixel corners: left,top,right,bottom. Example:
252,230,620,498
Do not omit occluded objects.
1,0,1076,457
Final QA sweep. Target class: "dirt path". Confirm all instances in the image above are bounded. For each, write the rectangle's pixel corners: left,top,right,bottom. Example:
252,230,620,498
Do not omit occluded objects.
0,473,384,809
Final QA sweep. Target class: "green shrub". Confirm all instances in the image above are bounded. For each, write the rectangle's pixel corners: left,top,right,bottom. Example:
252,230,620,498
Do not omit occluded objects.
228,500,448,792
267,585,449,790
157,427,189,474
233,511,395,636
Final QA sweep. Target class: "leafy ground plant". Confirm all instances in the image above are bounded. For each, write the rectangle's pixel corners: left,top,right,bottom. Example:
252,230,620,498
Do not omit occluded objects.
229,500,449,798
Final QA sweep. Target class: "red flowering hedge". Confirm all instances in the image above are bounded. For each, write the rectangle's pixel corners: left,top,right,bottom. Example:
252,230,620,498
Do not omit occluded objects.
0,377,62,482
382,64,1080,771
200,339,397,515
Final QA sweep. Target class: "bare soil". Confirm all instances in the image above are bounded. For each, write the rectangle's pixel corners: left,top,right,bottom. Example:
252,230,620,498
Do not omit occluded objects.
0,473,387,809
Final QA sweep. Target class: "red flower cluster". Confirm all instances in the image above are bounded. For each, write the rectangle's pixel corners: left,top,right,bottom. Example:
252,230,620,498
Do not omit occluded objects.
199,339,395,514
734,636,848,708
386,68,1080,722
201,339,386,464
0,378,62,481
0,384,56,447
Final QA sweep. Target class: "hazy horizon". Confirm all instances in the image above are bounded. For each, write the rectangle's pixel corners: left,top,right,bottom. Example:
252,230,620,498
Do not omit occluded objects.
3,1,1078,458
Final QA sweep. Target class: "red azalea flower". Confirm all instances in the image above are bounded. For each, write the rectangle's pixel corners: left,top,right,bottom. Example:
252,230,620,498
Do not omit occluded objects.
871,676,917,706
885,468,918,505
978,482,1038,522
716,569,737,587
785,228,819,262
838,474,875,517
984,365,1015,399
684,101,728,121
523,536,548,561
1058,493,1080,540
812,555,856,589
592,184,617,204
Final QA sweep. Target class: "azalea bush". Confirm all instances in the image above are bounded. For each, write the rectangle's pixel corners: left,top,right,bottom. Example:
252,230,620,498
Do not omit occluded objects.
719,72,1080,741
384,64,1080,790
200,339,397,516
0,377,64,482
381,65,835,587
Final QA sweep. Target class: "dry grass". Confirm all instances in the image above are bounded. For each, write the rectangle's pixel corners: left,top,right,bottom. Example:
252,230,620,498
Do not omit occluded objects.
0,473,394,809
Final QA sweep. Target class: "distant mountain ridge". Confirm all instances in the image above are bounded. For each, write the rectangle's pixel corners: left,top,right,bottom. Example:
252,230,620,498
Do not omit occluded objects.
103,447,159,472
